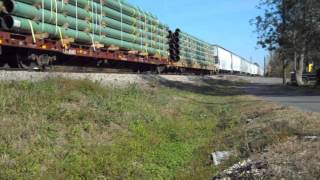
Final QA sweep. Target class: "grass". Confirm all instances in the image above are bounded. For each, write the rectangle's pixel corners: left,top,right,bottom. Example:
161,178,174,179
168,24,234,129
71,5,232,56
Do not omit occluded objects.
0,78,319,179
0,79,226,179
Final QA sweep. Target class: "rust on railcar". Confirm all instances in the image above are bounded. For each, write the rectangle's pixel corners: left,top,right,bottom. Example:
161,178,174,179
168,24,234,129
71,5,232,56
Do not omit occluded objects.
0,31,169,66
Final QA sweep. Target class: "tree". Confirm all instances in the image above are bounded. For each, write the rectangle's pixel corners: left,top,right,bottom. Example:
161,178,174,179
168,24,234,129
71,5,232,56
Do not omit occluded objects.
253,0,320,86
252,0,291,84
266,50,291,77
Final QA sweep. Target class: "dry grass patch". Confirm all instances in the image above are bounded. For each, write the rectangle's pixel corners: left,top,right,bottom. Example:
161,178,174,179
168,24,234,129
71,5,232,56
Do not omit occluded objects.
257,137,320,179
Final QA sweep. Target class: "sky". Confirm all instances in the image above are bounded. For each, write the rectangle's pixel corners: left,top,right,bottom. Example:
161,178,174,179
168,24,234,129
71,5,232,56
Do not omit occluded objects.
129,0,266,67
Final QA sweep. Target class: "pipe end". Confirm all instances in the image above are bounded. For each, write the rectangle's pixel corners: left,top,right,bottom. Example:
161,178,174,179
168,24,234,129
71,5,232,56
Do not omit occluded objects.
3,0,14,14
2,15,14,30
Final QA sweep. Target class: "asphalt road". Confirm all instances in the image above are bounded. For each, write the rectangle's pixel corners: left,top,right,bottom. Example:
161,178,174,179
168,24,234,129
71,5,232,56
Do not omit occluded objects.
235,77,320,113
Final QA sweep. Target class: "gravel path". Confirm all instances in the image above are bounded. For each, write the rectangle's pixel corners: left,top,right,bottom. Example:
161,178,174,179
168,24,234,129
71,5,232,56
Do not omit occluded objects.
0,71,215,87
0,71,280,85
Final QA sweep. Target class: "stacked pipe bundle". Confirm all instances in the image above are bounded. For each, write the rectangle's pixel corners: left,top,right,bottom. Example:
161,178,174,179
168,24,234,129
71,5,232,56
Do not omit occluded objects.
172,29,215,66
0,0,170,57
168,29,180,61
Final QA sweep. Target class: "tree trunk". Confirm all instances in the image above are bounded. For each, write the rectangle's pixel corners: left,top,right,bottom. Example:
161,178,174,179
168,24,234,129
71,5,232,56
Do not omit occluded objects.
294,51,297,72
283,58,287,84
296,52,305,86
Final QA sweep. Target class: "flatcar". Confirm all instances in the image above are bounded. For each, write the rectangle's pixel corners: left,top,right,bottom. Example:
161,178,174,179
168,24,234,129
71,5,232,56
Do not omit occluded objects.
0,0,263,76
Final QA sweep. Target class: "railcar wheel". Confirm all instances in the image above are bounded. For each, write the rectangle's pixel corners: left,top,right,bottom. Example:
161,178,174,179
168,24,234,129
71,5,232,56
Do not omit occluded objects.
36,54,54,70
156,66,165,74
17,54,39,70
97,59,108,67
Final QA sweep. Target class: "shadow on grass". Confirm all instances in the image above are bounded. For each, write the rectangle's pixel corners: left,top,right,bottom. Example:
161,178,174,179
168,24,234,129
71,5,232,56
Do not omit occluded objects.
140,75,247,97
237,83,320,97
141,75,320,99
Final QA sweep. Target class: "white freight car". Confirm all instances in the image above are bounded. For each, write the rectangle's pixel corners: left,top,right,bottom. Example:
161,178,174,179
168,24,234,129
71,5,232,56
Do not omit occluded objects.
212,45,263,76
213,46,232,72
248,64,256,75
258,67,264,76
240,58,250,74
253,65,259,76
231,54,241,72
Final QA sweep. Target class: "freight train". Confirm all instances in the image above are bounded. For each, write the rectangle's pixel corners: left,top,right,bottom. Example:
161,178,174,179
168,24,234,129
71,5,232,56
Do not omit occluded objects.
0,0,263,76
213,45,264,76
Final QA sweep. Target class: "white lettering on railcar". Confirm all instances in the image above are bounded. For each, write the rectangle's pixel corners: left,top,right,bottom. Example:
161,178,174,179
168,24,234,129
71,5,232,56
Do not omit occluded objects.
63,49,76,55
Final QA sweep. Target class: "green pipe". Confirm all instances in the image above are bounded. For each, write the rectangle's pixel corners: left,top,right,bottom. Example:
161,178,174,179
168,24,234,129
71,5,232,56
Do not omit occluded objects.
179,48,214,58
65,0,167,35
180,43,212,53
180,60,212,66
6,1,167,50
179,46,214,57
66,0,168,35
12,0,168,36
69,0,167,33
180,52,210,60
2,16,168,57
122,1,167,30
179,53,212,62
179,44,213,54
181,58,213,64
7,0,168,44
180,31,211,46
179,37,213,50
179,47,214,57
180,44,212,53
179,49,214,62
75,0,166,29
11,0,88,21
179,56,212,66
